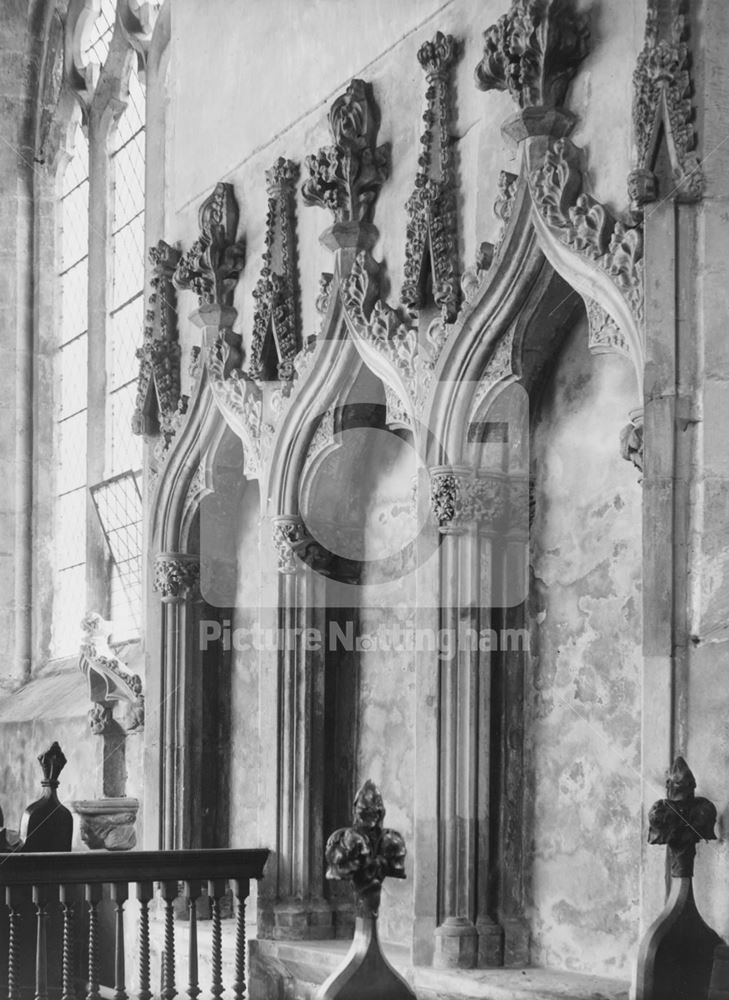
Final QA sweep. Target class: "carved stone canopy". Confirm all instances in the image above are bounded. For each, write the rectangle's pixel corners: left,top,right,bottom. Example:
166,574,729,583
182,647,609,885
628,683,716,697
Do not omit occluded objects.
475,0,590,111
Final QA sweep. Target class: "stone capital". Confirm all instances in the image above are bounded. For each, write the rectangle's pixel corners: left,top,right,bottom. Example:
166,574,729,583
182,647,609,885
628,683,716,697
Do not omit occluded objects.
153,553,200,600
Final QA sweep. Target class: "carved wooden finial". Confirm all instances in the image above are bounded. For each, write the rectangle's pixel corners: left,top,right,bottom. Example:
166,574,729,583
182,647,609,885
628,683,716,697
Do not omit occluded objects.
38,742,67,788
325,779,406,917
647,757,716,878
21,742,73,852
636,758,721,1000
319,781,413,1000
475,0,589,110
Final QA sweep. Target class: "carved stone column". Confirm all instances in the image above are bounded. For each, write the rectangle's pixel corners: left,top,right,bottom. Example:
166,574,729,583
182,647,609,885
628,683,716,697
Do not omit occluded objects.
429,466,530,969
153,553,200,850
267,516,332,939
429,466,479,969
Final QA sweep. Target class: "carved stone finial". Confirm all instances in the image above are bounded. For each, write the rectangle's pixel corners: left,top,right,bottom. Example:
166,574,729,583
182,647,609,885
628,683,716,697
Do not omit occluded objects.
133,240,183,442
402,32,461,323
647,757,716,878
79,612,144,733
38,742,67,788
249,158,301,383
153,554,200,600
302,79,390,231
173,182,246,310
324,780,406,917
475,0,589,110
629,0,702,208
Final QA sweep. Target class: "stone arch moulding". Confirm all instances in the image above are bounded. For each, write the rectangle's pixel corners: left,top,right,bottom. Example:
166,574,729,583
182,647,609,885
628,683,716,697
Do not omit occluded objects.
472,0,645,389
149,366,234,559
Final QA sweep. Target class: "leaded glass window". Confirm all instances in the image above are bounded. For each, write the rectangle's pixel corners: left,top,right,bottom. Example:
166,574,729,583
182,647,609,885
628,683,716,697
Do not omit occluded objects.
107,56,145,637
53,126,89,657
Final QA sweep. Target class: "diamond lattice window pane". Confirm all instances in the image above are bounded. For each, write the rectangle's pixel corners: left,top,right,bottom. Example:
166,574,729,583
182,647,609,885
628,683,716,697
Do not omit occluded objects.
91,472,142,639
110,296,143,390
51,563,87,658
112,215,144,309
109,383,142,475
60,180,89,271
92,471,141,536
60,259,89,343
113,64,145,152
83,0,116,71
113,132,144,230
58,411,88,494
55,488,87,569
62,131,89,197
59,334,88,418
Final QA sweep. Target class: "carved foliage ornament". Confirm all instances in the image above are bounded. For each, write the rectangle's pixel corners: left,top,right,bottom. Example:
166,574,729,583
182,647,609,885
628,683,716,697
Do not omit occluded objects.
475,0,589,110
530,137,644,322
430,469,524,533
629,0,702,207
249,158,301,383
153,555,200,600
302,79,389,225
402,32,460,323
343,251,418,392
132,240,186,443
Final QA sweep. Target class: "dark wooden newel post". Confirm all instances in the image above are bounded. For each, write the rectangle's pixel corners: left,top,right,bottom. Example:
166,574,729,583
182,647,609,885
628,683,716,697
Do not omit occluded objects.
318,781,415,1000
635,757,722,1000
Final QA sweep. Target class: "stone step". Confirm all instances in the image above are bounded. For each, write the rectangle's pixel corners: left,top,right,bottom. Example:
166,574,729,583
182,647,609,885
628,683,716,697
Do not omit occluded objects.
249,936,630,1000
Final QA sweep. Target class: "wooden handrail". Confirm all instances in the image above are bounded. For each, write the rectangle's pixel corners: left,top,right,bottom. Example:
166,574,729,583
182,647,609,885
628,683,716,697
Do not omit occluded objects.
0,847,269,886
0,848,270,998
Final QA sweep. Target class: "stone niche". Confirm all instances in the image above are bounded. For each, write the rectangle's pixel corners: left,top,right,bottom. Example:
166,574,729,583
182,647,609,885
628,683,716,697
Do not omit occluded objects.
527,315,642,979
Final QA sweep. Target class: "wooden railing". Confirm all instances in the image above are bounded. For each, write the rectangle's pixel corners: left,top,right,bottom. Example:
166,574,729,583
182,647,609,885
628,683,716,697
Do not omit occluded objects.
0,847,268,1000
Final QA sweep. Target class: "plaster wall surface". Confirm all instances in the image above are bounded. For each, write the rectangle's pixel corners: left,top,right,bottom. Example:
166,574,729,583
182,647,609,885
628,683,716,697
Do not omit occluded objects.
357,429,419,947
230,481,264,849
528,319,643,979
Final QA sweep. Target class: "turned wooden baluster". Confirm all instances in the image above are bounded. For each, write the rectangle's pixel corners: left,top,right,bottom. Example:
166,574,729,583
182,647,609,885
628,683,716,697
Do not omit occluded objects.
6,887,22,1000
136,881,153,1000
33,884,49,1000
184,880,201,1000
110,883,129,1000
59,885,77,1000
160,880,179,1000
208,879,226,1000
230,878,249,1000
86,883,103,1000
